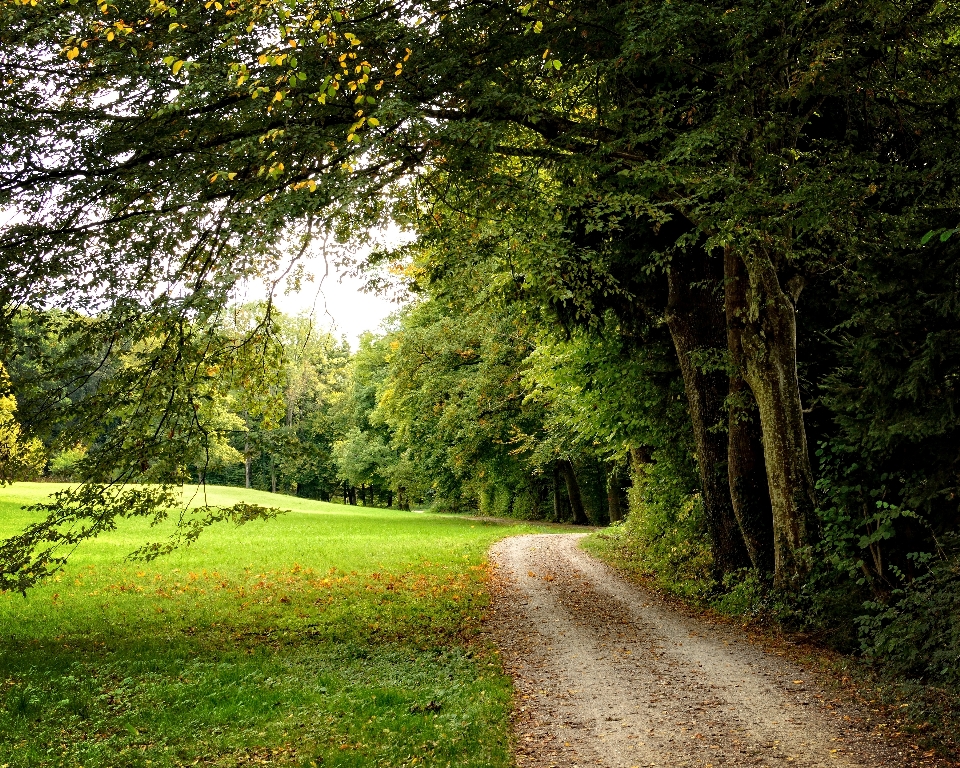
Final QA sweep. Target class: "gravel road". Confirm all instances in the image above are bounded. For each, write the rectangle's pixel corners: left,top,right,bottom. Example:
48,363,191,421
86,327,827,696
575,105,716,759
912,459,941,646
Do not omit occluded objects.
487,533,919,768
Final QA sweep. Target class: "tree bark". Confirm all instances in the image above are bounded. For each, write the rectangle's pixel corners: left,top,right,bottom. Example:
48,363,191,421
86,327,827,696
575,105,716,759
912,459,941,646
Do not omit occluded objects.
553,461,564,522
607,462,626,524
558,459,589,526
243,420,252,490
726,247,818,587
666,252,751,576
348,485,357,505
724,248,775,574
727,377,776,574
629,446,651,474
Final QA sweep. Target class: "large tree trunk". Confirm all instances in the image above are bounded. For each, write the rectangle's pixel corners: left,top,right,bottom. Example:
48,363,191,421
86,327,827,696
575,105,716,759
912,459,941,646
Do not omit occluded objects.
666,253,751,577
726,376,776,574
558,459,589,526
726,248,817,587
724,248,776,574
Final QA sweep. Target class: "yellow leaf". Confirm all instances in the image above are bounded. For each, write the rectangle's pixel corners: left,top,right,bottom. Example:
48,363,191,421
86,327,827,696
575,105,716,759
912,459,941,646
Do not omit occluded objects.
367,117,380,127
106,30,115,41
172,59,184,75
273,91,284,102
65,47,80,60
346,133,356,142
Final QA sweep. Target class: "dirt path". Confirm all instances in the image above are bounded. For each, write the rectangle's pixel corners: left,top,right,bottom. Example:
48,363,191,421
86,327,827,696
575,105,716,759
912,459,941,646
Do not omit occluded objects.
487,533,919,768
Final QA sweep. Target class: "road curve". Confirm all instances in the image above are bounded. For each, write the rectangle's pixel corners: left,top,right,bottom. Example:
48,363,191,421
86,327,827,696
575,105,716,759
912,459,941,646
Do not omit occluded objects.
486,533,914,768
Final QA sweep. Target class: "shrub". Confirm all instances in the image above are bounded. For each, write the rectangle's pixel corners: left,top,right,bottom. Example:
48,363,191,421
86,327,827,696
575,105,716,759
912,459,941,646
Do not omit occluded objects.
48,444,87,480
858,543,960,685
588,460,712,599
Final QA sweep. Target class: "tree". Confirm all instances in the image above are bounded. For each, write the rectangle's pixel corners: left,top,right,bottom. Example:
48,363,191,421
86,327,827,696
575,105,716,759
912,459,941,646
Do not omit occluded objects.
0,363,44,483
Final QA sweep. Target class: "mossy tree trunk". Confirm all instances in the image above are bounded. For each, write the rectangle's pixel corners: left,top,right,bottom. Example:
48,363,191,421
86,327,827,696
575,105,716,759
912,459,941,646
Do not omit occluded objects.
727,248,818,587
724,248,775,574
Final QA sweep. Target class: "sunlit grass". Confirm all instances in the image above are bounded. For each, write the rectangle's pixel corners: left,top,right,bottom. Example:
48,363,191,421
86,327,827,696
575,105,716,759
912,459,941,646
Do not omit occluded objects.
0,483,549,768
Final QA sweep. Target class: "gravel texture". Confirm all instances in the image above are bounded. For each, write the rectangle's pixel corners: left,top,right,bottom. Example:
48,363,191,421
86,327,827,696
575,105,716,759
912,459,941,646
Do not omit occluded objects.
487,533,922,768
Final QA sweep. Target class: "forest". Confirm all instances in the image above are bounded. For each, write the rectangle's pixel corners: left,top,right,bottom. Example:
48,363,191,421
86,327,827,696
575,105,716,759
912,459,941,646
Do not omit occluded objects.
1,0,960,719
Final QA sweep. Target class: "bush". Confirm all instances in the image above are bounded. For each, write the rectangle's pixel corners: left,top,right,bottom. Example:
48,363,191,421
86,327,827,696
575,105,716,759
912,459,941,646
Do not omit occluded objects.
48,444,86,480
587,460,712,599
858,544,960,685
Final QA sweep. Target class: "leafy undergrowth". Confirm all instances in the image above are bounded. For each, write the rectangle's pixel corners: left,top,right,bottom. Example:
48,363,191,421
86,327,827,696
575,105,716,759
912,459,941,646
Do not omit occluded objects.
581,501,712,601
585,522,960,766
0,483,551,768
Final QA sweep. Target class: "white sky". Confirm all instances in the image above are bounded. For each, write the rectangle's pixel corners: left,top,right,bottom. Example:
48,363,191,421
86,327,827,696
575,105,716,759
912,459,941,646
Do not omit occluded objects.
234,227,411,349
278,267,401,347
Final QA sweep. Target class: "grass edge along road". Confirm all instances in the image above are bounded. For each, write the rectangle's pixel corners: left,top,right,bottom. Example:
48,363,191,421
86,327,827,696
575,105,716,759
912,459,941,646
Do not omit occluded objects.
0,483,555,768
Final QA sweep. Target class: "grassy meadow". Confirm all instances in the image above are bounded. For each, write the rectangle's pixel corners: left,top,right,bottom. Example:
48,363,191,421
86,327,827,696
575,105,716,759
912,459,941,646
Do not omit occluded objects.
0,483,548,768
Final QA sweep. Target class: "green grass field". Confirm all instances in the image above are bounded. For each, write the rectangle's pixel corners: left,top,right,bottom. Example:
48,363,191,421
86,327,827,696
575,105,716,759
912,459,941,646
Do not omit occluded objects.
0,483,549,768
